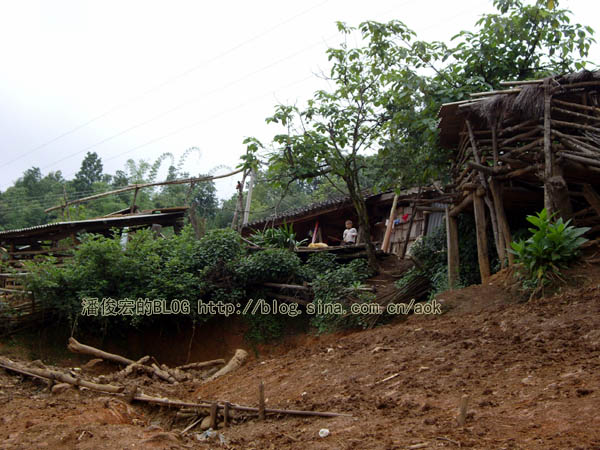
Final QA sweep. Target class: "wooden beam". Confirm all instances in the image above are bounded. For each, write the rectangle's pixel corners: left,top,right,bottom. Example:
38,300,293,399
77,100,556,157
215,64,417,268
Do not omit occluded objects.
382,193,399,253
490,180,513,266
446,207,459,289
473,191,491,282
449,194,473,217
45,168,244,213
543,81,554,214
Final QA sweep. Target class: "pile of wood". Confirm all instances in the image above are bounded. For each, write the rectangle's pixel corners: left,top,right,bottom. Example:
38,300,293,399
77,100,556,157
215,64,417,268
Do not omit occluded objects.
0,338,350,434
441,70,600,285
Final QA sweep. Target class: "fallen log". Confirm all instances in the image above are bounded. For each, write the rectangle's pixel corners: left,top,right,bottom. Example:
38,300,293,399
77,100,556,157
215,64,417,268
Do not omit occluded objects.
204,349,248,383
0,357,350,419
0,358,123,393
68,337,175,383
177,359,225,371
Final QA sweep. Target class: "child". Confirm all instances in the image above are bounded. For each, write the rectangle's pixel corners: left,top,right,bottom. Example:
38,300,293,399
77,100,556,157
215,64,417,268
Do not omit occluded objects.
342,220,358,245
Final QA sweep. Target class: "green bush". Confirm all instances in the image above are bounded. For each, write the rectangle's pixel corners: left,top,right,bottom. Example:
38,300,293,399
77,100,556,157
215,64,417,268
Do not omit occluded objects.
248,223,307,250
310,260,375,333
408,215,481,297
299,252,340,282
236,248,302,284
510,208,589,296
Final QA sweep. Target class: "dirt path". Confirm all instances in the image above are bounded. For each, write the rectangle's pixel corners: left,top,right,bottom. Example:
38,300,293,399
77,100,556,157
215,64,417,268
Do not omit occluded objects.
1,265,600,449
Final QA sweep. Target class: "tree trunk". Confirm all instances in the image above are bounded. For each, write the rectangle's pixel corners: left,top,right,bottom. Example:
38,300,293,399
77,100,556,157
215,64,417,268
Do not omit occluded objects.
346,177,377,270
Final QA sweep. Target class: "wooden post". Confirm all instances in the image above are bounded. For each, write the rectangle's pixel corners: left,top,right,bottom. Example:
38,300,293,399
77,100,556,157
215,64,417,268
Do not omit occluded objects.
382,193,399,253
209,402,218,430
446,207,460,289
223,401,230,427
473,189,491,282
466,119,503,262
400,202,418,258
457,395,469,427
489,180,513,266
242,169,255,226
130,187,139,213
543,80,554,214
258,380,265,421
63,186,71,221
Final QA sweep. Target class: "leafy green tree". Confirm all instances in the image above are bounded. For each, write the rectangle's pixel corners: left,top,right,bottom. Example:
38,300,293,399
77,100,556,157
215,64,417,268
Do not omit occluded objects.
257,21,423,268
73,152,104,193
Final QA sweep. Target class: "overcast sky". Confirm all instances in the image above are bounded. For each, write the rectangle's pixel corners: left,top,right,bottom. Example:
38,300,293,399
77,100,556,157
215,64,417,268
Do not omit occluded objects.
1,0,598,203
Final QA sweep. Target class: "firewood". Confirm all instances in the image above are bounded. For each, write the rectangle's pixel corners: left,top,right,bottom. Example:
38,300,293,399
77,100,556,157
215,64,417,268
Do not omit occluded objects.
204,349,248,383
176,359,225,371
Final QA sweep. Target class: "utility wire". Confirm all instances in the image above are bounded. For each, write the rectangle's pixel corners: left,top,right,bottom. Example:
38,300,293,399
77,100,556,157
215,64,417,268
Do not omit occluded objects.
0,0,331,170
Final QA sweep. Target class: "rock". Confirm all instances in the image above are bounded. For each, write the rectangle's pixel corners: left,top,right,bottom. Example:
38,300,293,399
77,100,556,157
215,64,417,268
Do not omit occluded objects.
51,383,72,394
200,416,212,430
521,375,535,386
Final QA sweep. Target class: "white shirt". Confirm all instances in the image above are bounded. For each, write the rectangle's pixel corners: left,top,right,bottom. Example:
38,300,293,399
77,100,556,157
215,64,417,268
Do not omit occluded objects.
343,227,358,243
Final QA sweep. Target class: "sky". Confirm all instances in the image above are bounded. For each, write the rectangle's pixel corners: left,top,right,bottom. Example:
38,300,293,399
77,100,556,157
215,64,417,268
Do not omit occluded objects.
0,0,598,204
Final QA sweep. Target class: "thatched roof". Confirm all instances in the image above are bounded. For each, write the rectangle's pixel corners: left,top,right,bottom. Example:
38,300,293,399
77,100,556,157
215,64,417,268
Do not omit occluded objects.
438,70,600,149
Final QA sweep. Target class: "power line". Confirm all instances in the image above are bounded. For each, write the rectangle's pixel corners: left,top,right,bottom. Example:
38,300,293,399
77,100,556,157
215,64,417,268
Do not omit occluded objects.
40,36,333,172
58,73,316,180
0,0,331,170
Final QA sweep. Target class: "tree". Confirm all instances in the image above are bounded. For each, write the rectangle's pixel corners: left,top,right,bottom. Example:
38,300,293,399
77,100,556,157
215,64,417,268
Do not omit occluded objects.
445,0,595,91
259,21,421,268
73,152,104,193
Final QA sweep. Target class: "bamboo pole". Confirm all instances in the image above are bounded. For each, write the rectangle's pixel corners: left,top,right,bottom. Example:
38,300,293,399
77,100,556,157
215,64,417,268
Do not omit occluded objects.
382,194,399,253
45,168,243,213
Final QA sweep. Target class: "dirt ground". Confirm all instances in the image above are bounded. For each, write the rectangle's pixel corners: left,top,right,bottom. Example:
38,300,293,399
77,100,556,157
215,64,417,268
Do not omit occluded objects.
1,264,600,449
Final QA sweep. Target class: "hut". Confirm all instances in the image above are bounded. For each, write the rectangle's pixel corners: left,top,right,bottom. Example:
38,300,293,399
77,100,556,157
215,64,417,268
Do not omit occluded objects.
438,70,600,285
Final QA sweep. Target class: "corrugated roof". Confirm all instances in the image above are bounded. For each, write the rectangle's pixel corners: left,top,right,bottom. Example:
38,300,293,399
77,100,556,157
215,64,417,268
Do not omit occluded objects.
0,210,186,240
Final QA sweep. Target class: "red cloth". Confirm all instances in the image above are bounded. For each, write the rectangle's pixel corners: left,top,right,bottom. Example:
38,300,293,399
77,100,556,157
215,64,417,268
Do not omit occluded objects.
402,213,410,222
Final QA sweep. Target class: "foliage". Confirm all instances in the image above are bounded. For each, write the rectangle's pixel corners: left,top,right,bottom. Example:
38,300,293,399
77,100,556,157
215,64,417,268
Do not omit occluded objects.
248,223,307,250
236,249,302,285
405,216,482,298
299,252,340,282
510,208,589,296
310,258,375,333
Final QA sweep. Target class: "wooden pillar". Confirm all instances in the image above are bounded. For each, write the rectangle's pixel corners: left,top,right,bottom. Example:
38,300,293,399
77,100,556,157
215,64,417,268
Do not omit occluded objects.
473,189,491,283
543,80,554,214
130,187,139,213
382,194,399,253
223,401,230,427
209,402,218,430
242,169,255,226
489,179,513,266
445,206,460,289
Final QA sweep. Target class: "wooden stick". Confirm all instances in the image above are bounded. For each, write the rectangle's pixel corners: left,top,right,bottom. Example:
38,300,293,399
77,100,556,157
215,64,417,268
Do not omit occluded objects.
473,190,491,282
552,106,600,123
469,88,521,97
382,193,399,253
457,395,469,426
209,402,218,429
176,359,225,371
551,119,600,133
258,381,266,421
449,194,473,217
67,338,175,383
223,402,230,427
204,349,248,383
261,282,310,291
553,98,600,115
446,207,460,289
0,358,123,393
544,81,554,213
45,168,244,213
